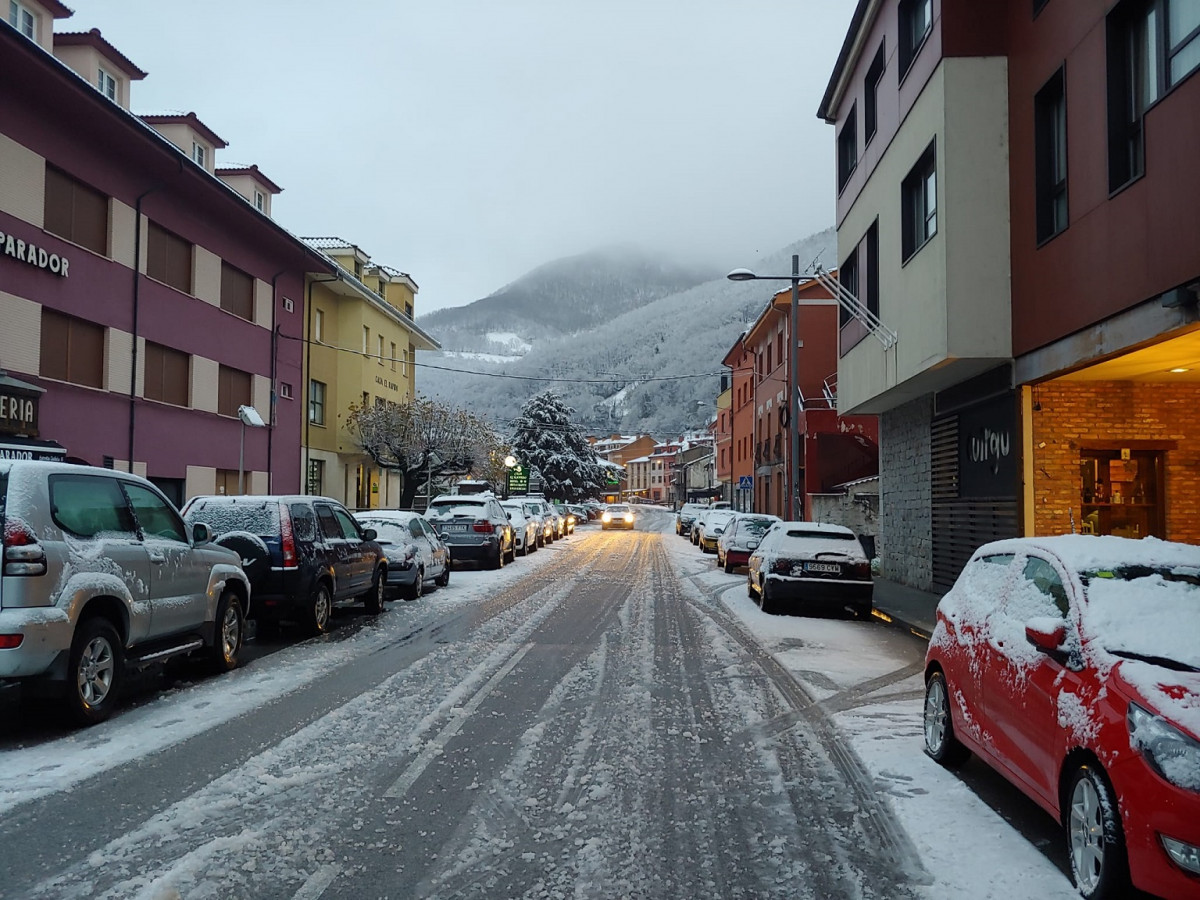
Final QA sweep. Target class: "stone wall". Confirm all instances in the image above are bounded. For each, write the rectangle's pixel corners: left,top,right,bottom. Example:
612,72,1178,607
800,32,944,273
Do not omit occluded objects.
1031,381,1200,544
880,395,933,589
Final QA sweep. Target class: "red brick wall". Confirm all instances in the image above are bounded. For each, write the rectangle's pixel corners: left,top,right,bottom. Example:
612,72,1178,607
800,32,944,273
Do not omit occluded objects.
1031,382,1200,544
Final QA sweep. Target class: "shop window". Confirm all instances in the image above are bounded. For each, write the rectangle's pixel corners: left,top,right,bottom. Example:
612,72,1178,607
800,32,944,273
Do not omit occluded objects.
143,341,190,406
901,141,937,260
1080,448,1165,538
864,43,886,145
40,309,103,388
1035,67,1069,243
220,261,254,321
837,104,857,192
146,221,193,293
217,364,252,418
43,165,109,256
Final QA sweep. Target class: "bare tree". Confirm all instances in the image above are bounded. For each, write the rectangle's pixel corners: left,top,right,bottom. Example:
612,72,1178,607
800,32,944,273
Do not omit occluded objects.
346,396,505,508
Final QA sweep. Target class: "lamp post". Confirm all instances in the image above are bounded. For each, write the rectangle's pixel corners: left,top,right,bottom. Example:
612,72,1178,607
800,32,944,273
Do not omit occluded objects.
237,405,266,495
503,454,517,499
727,254,805,521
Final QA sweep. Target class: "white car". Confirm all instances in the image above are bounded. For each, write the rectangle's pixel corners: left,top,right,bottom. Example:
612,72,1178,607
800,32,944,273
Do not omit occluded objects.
698,509,737,554
500,501,539,556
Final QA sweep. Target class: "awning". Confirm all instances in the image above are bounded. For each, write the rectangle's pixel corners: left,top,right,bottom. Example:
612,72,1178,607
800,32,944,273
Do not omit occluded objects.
0,437,67,461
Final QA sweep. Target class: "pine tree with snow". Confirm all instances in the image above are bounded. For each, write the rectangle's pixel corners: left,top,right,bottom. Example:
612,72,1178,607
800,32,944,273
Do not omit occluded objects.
511,391,605,502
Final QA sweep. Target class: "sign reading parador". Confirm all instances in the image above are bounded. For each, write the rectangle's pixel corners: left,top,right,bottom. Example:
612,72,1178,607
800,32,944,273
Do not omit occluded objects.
0,229,70,278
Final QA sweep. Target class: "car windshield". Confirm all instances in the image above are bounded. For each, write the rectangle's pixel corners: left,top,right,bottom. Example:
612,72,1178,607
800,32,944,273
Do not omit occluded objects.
357,521,411,546
428,501,485,518
738,517,777,536
183,498,279,536
1083,565,1200,670
608,506,630,513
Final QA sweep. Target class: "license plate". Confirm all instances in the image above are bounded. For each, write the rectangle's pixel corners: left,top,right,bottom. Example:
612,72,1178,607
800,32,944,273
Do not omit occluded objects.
442,524,469,533
803,562,841,574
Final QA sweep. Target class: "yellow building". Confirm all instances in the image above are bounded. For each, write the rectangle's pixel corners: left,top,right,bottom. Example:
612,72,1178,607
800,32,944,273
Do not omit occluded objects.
300,238,440,509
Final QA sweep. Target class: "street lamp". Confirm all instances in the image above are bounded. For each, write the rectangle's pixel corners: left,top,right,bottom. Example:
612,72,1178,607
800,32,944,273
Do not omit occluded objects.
727,254,806,521
503,454,517,499
237,405,266,495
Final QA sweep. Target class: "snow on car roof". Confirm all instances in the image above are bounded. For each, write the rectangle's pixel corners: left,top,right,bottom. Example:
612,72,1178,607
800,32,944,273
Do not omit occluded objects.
975,534,1200,572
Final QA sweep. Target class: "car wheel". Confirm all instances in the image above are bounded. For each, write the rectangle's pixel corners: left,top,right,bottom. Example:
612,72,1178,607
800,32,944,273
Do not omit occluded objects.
507,542,516,564
489,544,504,570
307,581,333,635
747,578,757,601
760,581,779,615
1066,764,1130,900
66,617,123,726
403,567,424,602
210,589,244,673
362,569,386,615
435,562,450,587
923,670,971,767
724,557,734,574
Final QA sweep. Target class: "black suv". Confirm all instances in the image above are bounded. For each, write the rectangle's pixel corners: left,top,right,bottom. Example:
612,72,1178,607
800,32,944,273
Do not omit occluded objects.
181,495,386,635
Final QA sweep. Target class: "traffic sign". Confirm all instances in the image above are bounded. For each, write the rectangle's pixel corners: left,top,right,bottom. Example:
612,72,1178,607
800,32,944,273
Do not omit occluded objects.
738,476,753,489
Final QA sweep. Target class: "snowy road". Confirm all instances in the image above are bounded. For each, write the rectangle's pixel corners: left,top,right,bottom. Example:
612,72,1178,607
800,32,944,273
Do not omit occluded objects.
0,510,1083,899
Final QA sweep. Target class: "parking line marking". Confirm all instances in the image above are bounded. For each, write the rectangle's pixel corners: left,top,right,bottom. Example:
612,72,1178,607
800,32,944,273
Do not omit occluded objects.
292,863,340,899
384,642,534,799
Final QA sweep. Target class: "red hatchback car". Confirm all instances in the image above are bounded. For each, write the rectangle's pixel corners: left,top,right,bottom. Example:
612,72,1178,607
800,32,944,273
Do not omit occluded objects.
924,535,1200,900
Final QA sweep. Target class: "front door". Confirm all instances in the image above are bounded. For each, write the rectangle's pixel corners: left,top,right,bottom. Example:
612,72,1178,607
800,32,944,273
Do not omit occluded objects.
125,482,210,639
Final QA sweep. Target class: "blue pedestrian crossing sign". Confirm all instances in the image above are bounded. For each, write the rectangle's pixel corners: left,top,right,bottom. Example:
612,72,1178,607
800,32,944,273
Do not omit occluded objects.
738,476,753,489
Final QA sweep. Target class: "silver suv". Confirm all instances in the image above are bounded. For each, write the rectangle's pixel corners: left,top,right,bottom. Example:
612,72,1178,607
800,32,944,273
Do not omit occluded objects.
0,461,250,725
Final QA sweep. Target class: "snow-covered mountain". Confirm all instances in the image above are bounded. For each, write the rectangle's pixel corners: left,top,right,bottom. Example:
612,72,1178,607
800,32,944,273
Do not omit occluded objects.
416,228,836,437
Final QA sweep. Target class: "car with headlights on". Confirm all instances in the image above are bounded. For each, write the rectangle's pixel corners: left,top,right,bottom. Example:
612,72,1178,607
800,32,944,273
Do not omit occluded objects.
553,503,576,535
354,511,449,600
923,535,1200,900
500,500,539,556
698,509,737,554
746,522,872,618
717,513,781,572
601,504,635,530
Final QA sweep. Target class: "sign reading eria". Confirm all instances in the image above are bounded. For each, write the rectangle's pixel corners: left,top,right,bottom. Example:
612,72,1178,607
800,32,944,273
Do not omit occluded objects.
0,229,70,278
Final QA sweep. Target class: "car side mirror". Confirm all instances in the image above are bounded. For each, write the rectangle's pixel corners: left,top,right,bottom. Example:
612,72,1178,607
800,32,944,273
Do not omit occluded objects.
746,541,759,550
192,522,212,545
506,512,512,520
361,528,378,541
1025,618,1067,653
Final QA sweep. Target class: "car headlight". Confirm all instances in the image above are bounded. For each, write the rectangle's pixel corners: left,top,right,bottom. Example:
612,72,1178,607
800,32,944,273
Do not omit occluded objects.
1128,702,1200,791
624,513,633,523
602,512,612,522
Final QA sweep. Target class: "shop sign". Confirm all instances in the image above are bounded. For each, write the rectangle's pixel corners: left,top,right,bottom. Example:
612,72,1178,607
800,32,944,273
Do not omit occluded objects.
506,464,528,495
0,385,40,437
958,392,1017,498
0,230,70,278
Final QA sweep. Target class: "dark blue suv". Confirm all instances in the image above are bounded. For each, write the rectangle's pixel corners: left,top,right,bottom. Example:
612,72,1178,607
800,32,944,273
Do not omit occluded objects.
182,495,386,635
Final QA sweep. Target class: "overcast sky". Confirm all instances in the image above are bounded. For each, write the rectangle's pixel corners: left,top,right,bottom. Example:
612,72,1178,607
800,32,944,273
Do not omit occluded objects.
66,1,856,313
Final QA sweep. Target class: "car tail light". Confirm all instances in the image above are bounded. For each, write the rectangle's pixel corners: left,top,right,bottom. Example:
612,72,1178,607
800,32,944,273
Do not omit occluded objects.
279,503,298,568
472,520,495,533
3,516,47,577
849,561,872,579
0,634,23,649
771,558,793,576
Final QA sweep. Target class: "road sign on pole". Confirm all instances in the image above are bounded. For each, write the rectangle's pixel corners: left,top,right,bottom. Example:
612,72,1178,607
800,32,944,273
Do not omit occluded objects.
738,475,753,490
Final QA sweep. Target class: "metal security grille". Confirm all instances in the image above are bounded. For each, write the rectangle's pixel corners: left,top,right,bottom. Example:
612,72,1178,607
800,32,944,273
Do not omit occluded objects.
931,413,1018,591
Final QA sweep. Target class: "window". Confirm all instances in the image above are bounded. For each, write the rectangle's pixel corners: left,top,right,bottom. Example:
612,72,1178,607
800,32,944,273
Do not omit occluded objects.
48,474,136,538
308,379,326,425
405,302,414,319
401,348,408,376
306,460,325,496
901,141,937,260
40,309,104,388
1034,0,1050,15
899,0,933,77
43,166,108,255
377,334,385,364
216,365,251,417
220,261,254,321
97,67,117,101
864,43,886,144
1108,1,1160,190
8,1,34,39
864,220,880,318
192,142,207,169
146,221,193,293
1034,68,1068,243
125,482,187,542
362,325,370,355
390,341,397,371
254,190,265,212
279,381,293,399
837,104,857,192
838,248,859,327
1168,0,1200,83
313,308,324,343
143,341,190,406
